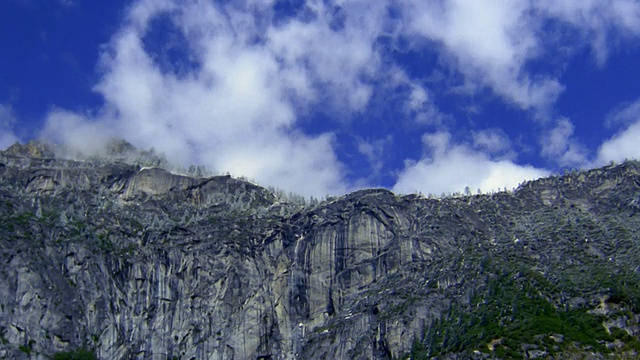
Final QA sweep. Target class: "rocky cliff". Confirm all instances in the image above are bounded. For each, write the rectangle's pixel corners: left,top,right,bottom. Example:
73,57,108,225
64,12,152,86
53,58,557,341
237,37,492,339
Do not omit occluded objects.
1,141,640,359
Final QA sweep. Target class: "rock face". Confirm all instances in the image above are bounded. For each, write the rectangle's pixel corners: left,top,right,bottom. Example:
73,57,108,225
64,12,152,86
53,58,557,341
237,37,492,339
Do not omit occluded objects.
1,141,640,359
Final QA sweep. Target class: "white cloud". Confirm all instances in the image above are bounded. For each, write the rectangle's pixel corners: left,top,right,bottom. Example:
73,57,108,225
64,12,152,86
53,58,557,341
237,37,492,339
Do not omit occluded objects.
41,0,352,197
399,0,640,111
34,0,640,197
356,135,393,180
606,98,640,129
537,0,640,64
40,109,116,156
540,118,589,168
265,0,388,112
597,111,640,165
393,131,549,195
0,105,20,150
402,0,564,110
407,85,428,112
471,129,514,159
383,67,450,125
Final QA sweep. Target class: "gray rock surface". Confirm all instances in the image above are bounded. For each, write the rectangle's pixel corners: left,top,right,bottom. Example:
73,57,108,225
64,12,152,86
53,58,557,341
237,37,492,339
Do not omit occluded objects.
1,141,640,359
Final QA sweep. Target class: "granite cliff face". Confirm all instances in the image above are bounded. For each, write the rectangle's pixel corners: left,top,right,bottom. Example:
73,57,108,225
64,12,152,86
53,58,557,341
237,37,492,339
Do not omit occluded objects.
1,141,640,359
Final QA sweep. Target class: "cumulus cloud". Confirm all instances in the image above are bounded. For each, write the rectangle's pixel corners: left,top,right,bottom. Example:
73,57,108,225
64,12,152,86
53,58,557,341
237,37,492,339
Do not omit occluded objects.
42,0,383,197
540,118,589,168
266,1,387,112
0,105,20,150
471,129,515,159
35,0,640,197
597,122,640,164
402,0,563,110
399,0,640,111
538,0,640,64
393,131,549,195
388,67,449,125
40,109,117,156
606,98,640,129
597,100,640,164
354,135,393,187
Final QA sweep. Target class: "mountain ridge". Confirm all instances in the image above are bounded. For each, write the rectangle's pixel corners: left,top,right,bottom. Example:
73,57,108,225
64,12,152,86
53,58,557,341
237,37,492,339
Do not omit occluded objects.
1,141,640,359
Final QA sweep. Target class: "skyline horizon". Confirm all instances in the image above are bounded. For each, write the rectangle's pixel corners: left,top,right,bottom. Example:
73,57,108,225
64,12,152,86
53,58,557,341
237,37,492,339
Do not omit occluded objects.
2,0,640,197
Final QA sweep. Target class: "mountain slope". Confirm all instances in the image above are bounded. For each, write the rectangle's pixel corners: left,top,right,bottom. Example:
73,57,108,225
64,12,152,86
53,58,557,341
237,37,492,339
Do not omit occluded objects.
1,141,639,359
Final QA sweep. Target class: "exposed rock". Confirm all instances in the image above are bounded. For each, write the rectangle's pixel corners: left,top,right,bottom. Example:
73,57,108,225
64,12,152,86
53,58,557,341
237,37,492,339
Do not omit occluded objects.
1,142,640,359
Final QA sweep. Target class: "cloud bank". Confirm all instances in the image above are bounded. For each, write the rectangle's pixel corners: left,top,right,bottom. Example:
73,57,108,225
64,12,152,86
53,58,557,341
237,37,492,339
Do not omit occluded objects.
42,0,367,197
33,0,640,196
393,131,549,195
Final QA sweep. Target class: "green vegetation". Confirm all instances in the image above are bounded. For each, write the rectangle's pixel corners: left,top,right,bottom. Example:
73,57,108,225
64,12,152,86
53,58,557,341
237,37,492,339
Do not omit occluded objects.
18,340,35,355
410,267,640,359
0,326,7,345
3,143,640,359
52,348,98,360
18,344,32,355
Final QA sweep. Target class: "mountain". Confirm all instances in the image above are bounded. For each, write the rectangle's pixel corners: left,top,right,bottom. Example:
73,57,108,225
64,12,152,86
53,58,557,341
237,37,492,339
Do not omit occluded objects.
1,141,640,360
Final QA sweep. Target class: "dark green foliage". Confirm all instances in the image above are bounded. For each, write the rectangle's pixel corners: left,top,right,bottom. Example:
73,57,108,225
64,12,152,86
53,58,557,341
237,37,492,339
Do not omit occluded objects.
18,345,31,355
52,348,98,360
18,339,36,355
609,327,640,352
412,266,640,358
409,337,430,360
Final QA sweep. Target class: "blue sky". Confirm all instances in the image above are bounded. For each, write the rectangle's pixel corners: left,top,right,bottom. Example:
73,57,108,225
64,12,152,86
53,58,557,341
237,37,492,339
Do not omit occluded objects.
2,0,640,197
